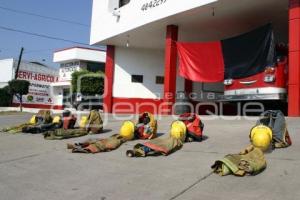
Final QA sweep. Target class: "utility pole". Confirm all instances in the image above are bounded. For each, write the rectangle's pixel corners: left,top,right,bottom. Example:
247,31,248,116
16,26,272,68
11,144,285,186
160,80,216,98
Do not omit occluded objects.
14,47,24,79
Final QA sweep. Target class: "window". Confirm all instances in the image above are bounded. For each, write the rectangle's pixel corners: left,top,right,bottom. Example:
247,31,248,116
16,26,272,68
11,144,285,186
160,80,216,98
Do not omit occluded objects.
87,62,105,73
131,75,143,83
119,0,130,7
156,76,164,84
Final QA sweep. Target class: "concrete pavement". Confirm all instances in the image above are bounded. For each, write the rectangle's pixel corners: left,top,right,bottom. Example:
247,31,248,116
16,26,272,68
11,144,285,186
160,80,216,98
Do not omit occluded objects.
0,113,299,200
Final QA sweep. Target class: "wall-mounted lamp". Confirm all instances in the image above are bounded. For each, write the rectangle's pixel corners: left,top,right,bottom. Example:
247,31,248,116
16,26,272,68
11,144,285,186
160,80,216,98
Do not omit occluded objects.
212,7,215,17
112,8,121,17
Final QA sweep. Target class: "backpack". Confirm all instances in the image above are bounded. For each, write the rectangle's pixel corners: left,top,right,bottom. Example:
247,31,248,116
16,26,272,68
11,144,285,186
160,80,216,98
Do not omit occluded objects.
256,110,292,148
178,113,204,142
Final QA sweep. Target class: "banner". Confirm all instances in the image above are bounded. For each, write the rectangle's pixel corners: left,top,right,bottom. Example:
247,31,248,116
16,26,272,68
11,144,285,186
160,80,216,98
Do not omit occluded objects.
177,24,275,82
13,69,59,106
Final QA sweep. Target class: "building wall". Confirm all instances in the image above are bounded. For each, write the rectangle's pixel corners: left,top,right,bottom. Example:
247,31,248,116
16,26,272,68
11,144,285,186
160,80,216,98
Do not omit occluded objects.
54,47,106,63
90,0,217,45
49,86,64,107
113,47,184,99
0,58,14,88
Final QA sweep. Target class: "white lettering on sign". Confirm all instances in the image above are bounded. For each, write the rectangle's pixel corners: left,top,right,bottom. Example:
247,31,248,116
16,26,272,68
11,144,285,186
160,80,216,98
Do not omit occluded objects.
141,0,167,11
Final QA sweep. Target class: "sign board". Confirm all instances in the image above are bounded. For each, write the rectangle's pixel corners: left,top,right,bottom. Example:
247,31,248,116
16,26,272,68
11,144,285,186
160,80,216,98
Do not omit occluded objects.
59,61,80,81
13,62,59,106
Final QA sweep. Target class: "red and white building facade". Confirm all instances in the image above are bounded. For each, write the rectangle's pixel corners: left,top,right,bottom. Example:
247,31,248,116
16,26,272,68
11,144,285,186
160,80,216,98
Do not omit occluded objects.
90,0,300,116
51,46,106,109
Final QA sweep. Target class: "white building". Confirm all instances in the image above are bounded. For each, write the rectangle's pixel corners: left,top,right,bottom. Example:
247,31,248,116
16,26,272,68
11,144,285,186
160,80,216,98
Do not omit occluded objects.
0,58,59,109
89,0,299,116
51,46,106,109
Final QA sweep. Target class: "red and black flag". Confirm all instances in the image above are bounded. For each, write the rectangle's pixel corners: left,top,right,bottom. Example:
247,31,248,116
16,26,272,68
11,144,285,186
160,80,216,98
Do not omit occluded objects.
177,24,275,82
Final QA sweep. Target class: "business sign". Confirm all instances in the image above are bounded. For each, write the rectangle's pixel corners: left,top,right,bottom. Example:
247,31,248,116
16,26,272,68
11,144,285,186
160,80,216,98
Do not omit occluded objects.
13,66,59,106
59,61,80,81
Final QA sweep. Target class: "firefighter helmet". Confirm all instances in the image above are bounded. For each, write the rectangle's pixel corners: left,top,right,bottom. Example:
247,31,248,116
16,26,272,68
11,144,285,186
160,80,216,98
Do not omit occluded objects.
250,125,273,151
52,116,61,124
79,116,88,129
120,121,135,140
170,121,187,141
29,115,37,125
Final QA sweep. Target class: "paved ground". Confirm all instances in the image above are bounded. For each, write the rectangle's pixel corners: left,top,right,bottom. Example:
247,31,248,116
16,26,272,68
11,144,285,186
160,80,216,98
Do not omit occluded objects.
0,113,299,200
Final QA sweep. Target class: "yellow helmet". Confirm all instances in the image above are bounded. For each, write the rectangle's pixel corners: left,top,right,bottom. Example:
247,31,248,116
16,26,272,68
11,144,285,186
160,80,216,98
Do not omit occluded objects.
250,125,273,151
79,116,88,128
52,116,61,124
29,115,37,125
170,121,187,141
120,121,135,140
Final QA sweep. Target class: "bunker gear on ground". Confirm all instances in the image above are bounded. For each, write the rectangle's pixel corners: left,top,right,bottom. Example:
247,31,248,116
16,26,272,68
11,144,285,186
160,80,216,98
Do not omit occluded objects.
178,113,204,142
67,134,128,153
127,120,196,157
2,110,53,134
44,128,87,140
135,112,157,139
86,110,103,134
256,110,292,148
211,145,267,176
126,137,184,157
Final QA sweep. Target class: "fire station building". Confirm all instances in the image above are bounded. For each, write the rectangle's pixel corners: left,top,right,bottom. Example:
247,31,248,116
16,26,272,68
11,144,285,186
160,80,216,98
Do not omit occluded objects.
90,0,300,116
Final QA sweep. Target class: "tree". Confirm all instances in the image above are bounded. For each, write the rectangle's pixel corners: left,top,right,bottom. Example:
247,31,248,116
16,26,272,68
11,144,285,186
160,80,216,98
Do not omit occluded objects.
0,86,12,107
8,80,30,112
71,70,104,95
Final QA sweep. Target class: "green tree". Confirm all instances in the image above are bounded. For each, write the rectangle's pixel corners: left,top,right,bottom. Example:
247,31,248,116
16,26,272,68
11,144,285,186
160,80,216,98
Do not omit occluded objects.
8,80,30,112
0,86,12,107
71,70,104,95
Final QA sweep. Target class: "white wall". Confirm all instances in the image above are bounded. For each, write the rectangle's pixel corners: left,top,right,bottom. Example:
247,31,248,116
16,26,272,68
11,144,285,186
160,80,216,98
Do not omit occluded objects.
54,48,106,63
50,86,63,106
113,47,184,99
0,58,14,88
90,0,217,45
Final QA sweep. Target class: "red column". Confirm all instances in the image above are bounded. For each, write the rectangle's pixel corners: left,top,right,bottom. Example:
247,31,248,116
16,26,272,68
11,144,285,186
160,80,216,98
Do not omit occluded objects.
163,25,178,115
103,45,115,113
289,0,300,116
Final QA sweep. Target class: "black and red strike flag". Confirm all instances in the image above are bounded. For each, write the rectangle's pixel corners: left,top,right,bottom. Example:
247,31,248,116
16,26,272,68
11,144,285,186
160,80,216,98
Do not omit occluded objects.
177,24,276,82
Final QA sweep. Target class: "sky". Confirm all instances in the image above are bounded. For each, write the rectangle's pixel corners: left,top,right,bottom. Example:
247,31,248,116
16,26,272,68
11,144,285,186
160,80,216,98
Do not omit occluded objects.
0,0,98,67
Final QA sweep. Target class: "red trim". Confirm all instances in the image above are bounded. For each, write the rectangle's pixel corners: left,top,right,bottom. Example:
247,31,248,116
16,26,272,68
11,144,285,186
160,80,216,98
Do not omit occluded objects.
163,25,178,115
54,46,105,53
289,0,300,116
112,97,164,114
104,46,115,113
12,103,63,110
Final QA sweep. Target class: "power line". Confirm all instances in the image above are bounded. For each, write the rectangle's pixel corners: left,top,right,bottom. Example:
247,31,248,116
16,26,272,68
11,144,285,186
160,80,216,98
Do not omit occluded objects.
0,25,90,46
0,5,90,27
24,49,56,54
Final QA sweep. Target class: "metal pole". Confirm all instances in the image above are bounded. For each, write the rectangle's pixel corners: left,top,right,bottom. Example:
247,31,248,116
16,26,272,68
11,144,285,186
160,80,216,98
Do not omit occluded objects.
14,47,24,79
